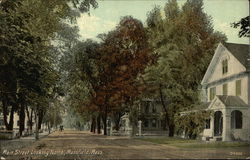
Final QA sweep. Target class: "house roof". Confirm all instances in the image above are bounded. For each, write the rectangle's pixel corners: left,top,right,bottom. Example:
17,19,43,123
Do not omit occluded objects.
222,42,249,67
217,95,249,107
180,102,211,114
201,42,249,85
192,102,211,110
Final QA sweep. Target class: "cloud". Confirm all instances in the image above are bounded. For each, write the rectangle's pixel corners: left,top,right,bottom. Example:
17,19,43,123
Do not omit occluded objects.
77,14,117,40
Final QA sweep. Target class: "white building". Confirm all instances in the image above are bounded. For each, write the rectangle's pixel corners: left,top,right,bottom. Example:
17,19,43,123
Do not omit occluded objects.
200,42,250,141
119,99,168,136
0,109,35,135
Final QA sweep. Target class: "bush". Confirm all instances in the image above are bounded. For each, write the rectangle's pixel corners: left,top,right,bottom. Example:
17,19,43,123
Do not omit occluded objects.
175,110,212,139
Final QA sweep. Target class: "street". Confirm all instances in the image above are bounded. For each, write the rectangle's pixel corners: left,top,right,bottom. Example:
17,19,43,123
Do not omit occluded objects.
1,130,250,159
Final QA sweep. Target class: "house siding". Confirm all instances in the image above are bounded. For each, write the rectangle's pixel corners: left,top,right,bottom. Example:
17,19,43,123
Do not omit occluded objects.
207,47,246,84
207,76,248,104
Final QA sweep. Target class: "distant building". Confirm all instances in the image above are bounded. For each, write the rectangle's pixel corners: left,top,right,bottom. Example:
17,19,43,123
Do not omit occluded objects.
0,113,4,130
139,99,167,135
0,109,36,135
119,99,168,136
199,42,250,141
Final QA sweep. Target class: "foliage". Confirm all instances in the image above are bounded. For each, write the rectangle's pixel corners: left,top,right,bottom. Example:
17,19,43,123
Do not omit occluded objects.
175,110,212,139
61,39,100,128
0,0,97,131
143,0,226,136
63,16,154,134
231,16,250,37
93,16,154,134
95,16,153,112
43,99,64,128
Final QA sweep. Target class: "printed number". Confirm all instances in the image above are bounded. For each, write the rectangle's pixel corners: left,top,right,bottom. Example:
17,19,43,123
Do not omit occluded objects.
230,152,243,156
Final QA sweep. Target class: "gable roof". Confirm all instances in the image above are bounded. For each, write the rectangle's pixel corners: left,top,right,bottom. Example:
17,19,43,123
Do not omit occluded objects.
193,102,211,110
217,95,249,107
222,42,249,68
201,42,249,85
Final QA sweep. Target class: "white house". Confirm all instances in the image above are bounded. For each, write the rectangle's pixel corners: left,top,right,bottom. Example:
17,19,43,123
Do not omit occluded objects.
0,112,23,130
200,42,250,141
0,109,36,136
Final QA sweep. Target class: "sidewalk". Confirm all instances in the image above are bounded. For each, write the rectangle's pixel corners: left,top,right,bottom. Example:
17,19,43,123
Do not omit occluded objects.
0,131,52,151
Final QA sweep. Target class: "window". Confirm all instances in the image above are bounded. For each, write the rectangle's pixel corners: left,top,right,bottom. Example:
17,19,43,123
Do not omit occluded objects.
236,80,241,96
210,87,216,101
145,102,150,114
17,120,19,126
222,59,228,74
152,119,156,128
223,83,228,95
161,120,165,128
0,120,4,126
205,119,211,129
144,119,149,128
152,105,156,113
231,110,242,129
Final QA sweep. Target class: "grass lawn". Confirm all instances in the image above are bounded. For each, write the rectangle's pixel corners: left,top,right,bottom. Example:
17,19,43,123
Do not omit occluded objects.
136,137,250,148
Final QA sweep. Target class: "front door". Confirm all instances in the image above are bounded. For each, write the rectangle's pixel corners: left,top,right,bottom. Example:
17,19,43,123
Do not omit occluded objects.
214,111,223,136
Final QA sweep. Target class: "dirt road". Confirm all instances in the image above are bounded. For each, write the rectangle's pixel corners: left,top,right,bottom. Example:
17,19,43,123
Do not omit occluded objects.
2,130,250,159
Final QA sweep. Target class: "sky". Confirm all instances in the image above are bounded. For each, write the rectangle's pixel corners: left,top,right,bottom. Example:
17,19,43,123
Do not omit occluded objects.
77,0,249,44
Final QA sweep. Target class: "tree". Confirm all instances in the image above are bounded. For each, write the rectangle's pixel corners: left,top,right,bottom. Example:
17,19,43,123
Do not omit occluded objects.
62,39,102,133
175,110,212,139
231,0,249,38
143,0,226,137
232,16,250,37
91,16,154,135
66,16,154,135
0,0,97,136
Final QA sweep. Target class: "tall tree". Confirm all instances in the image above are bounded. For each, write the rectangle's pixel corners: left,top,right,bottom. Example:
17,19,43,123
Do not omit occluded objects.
0,0,97,134
94,16,154,135
143,0,226,137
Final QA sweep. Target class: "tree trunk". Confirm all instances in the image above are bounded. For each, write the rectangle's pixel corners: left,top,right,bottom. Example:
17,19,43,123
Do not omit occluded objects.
93,118,96,133
8,107,14,130
159,85,171,134
2,99,16,131
38,110,45,130
97,114,101,134
132,123,137,136
102,114,107,135
163,113,168,130
2,100,10,130
90,116,96,133
90,119,94,132
19,102,25,136
113,112,122,131
25,106,33,133
48,122,51,134
35,110,39,140
168,123,175,137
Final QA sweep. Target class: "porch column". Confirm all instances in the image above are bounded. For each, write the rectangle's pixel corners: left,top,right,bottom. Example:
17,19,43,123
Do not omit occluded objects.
110,120,113,136
138,120,142,136
222,110,231,141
